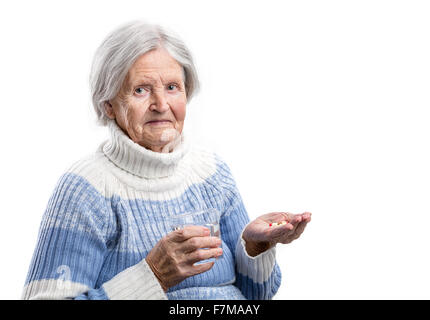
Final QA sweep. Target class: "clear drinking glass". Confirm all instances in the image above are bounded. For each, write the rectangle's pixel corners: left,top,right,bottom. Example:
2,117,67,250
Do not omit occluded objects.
169,208,221,264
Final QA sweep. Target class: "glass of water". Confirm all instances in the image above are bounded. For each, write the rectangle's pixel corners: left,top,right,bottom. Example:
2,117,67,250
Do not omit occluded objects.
169,208,221,264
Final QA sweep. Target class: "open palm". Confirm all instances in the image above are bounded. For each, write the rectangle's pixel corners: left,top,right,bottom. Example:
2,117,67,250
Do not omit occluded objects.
242,211,312,249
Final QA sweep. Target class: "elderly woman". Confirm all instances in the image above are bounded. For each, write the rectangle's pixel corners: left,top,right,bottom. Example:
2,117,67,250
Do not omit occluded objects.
22,21,311,300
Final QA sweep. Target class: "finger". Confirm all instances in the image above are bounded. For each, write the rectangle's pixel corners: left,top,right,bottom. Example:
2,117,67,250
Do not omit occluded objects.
280,221,309,244
187,247,223,264
181,236,222,253
278,212,294,222
301,212,312,222
169,225,210,242
288,214,303,226
191,261,215,275
294,220,309,236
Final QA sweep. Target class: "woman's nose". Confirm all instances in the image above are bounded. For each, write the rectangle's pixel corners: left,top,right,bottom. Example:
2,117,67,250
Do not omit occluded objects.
149,90,170,112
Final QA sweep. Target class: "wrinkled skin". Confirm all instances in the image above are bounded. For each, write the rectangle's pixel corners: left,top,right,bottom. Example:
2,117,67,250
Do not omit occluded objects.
242,212,312,256
104,47,186,153
145,225,223,292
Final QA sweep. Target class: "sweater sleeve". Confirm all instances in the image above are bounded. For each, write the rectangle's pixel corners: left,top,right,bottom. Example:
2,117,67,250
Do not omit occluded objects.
216,159,282,300
22,172,166,300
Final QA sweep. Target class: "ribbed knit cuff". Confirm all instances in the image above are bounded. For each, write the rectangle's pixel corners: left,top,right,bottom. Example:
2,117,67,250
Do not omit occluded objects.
102,259,167,300
235,228,277,284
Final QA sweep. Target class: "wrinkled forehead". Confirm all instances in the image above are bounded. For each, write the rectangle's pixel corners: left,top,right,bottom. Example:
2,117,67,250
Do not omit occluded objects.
130,49,184,79
129,69,184,84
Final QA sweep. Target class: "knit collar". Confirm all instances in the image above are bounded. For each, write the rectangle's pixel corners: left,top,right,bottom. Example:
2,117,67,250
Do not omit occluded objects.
102,120,190,179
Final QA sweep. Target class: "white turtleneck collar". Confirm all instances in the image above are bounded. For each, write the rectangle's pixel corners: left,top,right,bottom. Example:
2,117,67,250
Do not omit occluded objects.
102,120,190,179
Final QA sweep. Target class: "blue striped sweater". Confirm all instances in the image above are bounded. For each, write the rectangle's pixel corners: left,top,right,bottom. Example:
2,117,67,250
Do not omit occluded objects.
22,120,282,300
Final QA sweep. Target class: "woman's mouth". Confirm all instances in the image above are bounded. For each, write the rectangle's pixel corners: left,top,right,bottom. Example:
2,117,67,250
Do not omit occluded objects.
146,120,171,126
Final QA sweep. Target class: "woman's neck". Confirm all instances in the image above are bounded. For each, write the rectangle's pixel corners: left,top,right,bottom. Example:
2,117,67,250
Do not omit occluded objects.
102,120,189,179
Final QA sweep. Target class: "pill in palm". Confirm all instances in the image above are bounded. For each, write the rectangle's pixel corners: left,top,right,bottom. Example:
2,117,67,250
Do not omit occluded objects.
269,221,287,227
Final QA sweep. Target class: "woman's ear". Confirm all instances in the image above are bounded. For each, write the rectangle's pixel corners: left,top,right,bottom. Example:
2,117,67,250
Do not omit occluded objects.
104,101,116,119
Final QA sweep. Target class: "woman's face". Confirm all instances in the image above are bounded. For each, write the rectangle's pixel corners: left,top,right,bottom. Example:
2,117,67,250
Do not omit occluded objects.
105,48,187,152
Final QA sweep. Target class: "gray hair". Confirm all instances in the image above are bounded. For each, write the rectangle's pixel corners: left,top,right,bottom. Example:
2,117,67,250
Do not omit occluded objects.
89,20,200,126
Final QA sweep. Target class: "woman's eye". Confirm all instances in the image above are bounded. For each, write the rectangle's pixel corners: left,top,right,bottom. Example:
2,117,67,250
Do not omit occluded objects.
135,87,148,95
167,84,178,91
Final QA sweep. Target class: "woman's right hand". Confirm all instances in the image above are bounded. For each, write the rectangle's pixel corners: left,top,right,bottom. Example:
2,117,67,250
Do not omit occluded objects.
145,225,223,292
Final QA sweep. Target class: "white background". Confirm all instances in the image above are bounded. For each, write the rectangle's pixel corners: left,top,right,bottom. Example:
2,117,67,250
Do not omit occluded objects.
0,0,429,299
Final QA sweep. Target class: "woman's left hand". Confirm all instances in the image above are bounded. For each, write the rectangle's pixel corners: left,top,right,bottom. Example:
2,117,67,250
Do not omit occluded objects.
242,212,312,257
